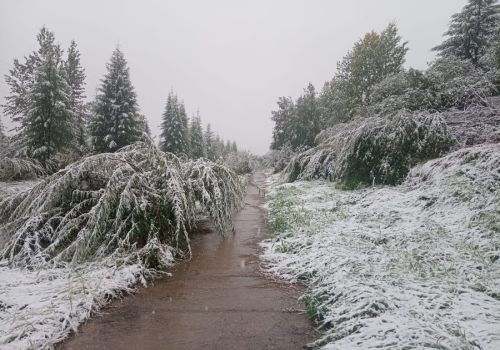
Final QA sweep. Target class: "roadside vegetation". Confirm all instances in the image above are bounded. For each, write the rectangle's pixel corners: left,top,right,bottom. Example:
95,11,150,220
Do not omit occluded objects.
264,1,500,348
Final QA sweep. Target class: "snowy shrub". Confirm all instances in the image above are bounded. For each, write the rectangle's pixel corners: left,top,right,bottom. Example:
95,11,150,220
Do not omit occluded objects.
283,112,453,187
365,57,497,116
0,157,46,181
0,141,243,269
426,56,497,109
443,102,500,147
366,69,438,114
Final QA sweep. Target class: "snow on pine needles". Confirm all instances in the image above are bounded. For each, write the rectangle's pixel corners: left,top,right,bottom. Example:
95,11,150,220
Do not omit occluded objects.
261,143,500,349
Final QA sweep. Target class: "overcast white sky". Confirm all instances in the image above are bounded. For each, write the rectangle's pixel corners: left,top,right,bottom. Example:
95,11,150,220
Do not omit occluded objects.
0,0,466,154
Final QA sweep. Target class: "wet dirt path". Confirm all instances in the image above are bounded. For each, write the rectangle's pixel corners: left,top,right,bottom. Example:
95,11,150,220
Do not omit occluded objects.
60,171,314,350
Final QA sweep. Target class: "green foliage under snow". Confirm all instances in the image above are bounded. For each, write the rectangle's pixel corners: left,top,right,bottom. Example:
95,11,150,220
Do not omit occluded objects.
0,157,46,181
0,141,243,269
282,112,453,187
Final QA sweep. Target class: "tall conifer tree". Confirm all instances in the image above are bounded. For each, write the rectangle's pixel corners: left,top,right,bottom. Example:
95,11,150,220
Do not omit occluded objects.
65,40,87,151
433,0,500,64
90,48,142,153
160,92,188,155
204,123,216,160
189,112,205,159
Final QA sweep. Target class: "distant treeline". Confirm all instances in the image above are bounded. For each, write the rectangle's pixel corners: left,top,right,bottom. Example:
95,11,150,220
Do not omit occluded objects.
0,28,239,170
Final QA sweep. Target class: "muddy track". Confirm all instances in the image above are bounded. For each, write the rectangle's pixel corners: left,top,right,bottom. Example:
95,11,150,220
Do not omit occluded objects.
59,171,314,350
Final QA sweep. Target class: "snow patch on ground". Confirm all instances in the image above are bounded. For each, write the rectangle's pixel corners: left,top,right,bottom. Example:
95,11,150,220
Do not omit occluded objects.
261,144,500,349
0,258,173,349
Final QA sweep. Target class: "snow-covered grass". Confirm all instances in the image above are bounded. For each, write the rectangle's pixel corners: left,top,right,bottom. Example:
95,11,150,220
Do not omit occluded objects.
0,258,170,349
261,143,500,349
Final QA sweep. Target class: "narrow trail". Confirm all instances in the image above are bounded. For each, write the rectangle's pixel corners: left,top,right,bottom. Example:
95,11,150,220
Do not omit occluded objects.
60,171,314,350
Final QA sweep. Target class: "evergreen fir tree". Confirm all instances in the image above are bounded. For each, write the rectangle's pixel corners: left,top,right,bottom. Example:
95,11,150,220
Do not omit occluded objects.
225,140,232,155
433,0,500,65
3,52,39,128
189,112,205,159
159,92,188,155
4,27,75,164
231,141,238,153
214,135,225,160
64,40,87,152
179,101,189,155
90,47,142,153
204,123,216,160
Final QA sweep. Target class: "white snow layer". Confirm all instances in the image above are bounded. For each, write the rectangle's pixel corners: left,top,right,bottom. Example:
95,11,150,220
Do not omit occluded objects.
0,259,172,350
261,143,500,349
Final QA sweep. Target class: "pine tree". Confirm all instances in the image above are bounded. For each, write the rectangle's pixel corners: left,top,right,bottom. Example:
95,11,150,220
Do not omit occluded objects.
179,101,189,155
189,112,205,159
204,123,216,160
3,28,75,164
159,92,188,155
64,40,87,152
231,141,238,153
433,0,500,65
3,52,39,128
225,140,232,155
90,48,142,153
213,135,225,160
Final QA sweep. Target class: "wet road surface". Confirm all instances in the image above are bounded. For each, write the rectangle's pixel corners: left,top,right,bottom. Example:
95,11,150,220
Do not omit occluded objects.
59,171,314,350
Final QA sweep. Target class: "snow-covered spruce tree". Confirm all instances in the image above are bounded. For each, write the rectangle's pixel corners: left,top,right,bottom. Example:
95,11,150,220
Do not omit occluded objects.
3,28,74,166
159,92,189,155
0,140,243,269
204,123,216,161
189,112,205,159
64,40,87,153
213,135,224,160
224,140,232,156
89,48,142,153
231,141,237,153
22,29,73,165
3,52,38,135
179,101,189,154
433,0,500,65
